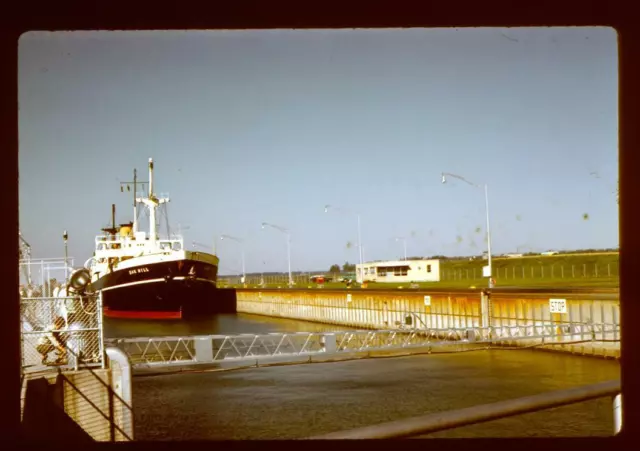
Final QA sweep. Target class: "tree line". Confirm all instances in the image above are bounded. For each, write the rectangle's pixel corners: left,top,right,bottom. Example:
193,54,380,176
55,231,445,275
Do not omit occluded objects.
328,262,356,273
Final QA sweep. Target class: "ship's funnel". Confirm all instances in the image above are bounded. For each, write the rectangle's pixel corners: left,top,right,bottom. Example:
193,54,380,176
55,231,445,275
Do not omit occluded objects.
119,223,133,238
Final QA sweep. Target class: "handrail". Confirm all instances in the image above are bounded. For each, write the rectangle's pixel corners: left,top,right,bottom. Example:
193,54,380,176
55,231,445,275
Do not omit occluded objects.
307,380,621,439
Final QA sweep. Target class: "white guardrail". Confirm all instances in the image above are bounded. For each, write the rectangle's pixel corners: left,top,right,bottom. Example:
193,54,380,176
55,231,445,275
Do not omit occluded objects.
105,321,620,372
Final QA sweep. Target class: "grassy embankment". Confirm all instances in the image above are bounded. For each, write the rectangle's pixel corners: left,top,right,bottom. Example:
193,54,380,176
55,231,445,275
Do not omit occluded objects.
222,252,619,290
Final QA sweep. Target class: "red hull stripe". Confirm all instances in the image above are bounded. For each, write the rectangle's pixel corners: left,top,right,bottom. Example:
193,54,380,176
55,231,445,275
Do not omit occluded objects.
103,309,182,319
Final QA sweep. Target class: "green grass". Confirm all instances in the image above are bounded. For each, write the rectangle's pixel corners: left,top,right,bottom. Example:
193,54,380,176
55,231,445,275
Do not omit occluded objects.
219,252,620,290
441,252,618,271
224,277,619,290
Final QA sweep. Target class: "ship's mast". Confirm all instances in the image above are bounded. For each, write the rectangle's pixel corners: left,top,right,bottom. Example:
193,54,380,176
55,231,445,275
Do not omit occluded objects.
149,158,156,246
132,168,138,234
138,158,169,247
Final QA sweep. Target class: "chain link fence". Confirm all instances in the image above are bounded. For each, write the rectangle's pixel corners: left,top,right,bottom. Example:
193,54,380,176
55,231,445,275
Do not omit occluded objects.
220,261,620,286
441,261,620,282
20,293,104,374
219,273,316,287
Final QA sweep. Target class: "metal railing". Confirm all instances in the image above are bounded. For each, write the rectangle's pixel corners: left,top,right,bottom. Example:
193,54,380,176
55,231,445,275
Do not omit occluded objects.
307,380,622,439
54,349,134,442
105,321,620,372
19,258,75,295
20,293,105,374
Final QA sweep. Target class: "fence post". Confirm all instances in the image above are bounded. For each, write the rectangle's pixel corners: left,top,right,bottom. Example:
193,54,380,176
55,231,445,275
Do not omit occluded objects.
541,266,544,278
531,266,534,278
522,267,525,279
572,265,575,278
595,264,598,278
608,263,611,278
613,394,622,435
561,266,564,278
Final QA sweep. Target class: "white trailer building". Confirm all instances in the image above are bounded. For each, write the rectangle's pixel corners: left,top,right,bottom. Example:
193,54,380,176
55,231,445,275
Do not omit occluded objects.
356,259,441,284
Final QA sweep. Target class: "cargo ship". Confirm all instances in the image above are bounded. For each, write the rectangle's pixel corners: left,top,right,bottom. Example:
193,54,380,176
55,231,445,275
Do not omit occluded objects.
86,158,219,319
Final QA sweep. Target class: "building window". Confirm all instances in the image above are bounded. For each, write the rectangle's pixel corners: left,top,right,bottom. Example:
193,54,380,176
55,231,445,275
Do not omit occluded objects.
427,265,432,273
392,266,410,276
378,267,387,276
364,268,369,275
369,267,375,275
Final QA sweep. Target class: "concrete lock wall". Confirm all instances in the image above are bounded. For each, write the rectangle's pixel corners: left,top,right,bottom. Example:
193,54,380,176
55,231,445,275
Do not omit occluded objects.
237,290,483,330
488,293,620,357
236,290,620,358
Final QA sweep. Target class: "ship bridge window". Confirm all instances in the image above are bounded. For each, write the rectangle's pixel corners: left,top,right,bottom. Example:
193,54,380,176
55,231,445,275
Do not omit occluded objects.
172,242,182,251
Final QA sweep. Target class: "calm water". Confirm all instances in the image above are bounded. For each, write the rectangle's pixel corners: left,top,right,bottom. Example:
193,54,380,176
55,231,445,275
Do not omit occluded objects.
103,312,354,339
114,313,620,440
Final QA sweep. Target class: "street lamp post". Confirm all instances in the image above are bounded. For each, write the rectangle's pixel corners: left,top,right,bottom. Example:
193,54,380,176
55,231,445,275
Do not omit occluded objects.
220,234,245,283
441,172,493,288
261,222,293,287
324,205,364,283
63,230,69,282
395,236,407,261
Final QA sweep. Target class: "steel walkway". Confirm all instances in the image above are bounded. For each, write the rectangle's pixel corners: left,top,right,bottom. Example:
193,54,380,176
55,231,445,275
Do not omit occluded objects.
105,321,619,372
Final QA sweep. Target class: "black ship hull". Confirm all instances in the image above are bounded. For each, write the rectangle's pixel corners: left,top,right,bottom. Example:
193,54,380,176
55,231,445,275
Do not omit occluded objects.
90,257,232,319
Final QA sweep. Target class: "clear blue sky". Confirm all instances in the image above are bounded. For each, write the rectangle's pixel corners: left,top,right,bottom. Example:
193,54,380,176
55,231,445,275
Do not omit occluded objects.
18,28,618,275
